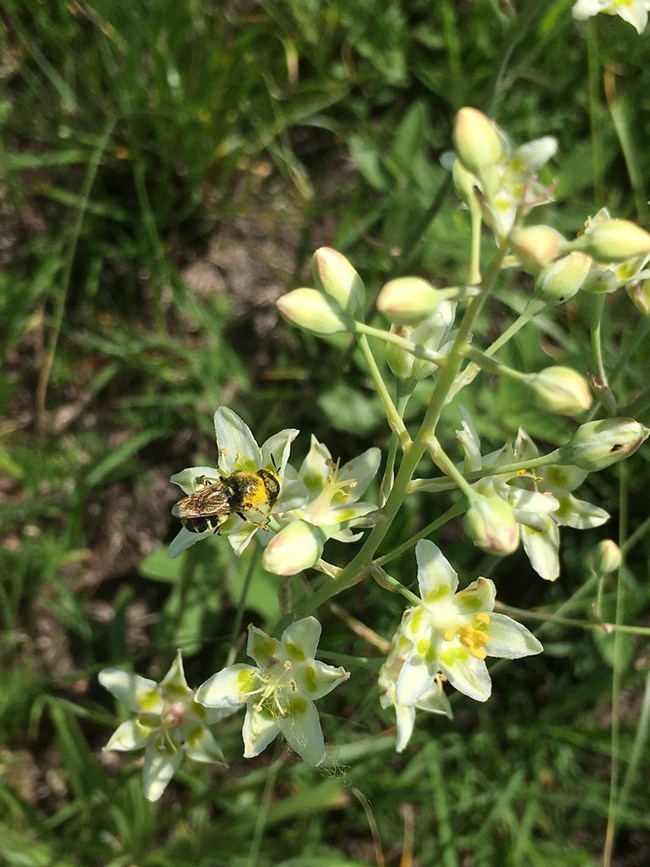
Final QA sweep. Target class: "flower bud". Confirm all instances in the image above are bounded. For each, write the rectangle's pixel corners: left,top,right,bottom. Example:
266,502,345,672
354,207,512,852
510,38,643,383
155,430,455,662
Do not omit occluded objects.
385,325,415,379
511,225,565,274
627,279,650,316
592,539,622,576
262,520,328,576
311,247,365,316
557,418,649,471
527,366,592,417
574,219,650,262
453,107,504,175
276,288,350,335
377,277,444,325
534,252,592,305
464,495,520,556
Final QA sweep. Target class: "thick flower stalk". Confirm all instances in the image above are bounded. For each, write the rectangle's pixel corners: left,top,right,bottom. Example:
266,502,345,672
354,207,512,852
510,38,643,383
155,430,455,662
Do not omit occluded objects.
195,617,349,766
168,406,302,558
391,541,542,707
99,651,229,802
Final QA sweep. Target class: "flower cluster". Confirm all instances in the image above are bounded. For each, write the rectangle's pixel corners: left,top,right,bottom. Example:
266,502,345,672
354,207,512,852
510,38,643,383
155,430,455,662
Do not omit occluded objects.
457,413,611,581
100,618,349,800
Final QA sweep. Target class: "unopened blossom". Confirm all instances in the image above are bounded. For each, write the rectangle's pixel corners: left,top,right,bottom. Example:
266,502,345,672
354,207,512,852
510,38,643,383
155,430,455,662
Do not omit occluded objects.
99,651,229,802
196,617,349,766
168,407,303,558
393,541,542,704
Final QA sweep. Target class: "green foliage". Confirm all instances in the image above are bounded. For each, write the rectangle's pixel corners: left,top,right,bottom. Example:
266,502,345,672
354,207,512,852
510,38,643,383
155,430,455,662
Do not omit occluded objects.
2,0,650,864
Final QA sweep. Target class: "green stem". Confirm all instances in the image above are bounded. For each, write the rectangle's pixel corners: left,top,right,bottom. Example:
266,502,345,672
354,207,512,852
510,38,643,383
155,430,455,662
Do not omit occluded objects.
354,321,446,368
286,246,508,623
589,294,617,416
356,333,411,449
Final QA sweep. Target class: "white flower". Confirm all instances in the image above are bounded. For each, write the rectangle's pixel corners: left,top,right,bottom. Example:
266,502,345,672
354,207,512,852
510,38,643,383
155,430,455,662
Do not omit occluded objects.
456,414,609,581
572,0,650,34
262,437,381,575
168,407,301,558
394,541,542,705
195,617,349,766
99,651,229,802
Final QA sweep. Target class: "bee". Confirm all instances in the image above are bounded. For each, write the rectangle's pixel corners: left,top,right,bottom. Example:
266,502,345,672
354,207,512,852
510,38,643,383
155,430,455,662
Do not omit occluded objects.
172,468,281,534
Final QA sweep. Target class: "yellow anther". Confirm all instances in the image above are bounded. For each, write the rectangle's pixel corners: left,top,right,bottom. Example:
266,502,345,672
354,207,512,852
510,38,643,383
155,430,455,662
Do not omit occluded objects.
475,612,490,626
443,627,457,642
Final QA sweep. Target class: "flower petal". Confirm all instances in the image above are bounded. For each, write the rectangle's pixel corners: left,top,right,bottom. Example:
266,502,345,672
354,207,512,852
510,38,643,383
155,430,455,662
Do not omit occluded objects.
104,719,151,752
98,669,163,714
439,644,492,702
168,526,212,559
142,743,183,802
395,649,435,706
184,726,227,765
196,664,258,708
214,407,262,473
247,625,281,666
169,466,221,495
415,539,458,602
521,519,560,581
159,650,192,700
276,699,325,766
294,659,350,700
260,427,300,476
485,613,543,659
242,706,279,758
281,616,321,661
336,447,381,500
554,493,609,529
394,702,416,753
453,577,496,616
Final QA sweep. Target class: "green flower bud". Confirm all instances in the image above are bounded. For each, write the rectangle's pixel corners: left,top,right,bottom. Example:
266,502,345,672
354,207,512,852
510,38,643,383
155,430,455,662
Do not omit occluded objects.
511,225,565,274
627,279,650,316
557,418,649,471
277,288,350,335
312,247,365,316
453,107,504,175
262,520,328,576
385,324,415,380
534,252,592,305
592,539,622,576
464,495,520,556
574,219,650,263
527,366,592,417
377,277,443,325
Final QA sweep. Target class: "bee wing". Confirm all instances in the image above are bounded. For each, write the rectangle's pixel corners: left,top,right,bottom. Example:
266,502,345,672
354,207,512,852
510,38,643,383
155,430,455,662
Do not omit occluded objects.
172,486,231,518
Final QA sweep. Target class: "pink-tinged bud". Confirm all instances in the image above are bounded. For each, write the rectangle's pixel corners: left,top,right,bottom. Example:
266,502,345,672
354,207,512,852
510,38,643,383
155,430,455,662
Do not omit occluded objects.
557,418,649,471
627,279,650,316
592,539,622,576
262,521,328,576
464,496,520,556
453,107,504,175
574,219,650,262
527,366,592,417
276,288,350,335
511,225,565,274
534,252,592,305
377,277,444,325
311,247,365,315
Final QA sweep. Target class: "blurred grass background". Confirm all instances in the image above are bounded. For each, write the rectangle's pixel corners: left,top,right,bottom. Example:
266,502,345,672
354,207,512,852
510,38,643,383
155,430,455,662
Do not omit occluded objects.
1,1,650,864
